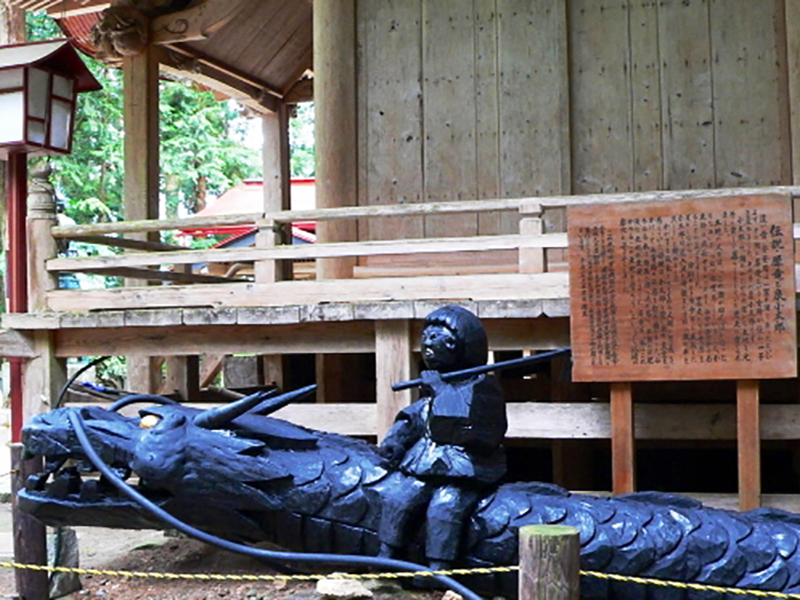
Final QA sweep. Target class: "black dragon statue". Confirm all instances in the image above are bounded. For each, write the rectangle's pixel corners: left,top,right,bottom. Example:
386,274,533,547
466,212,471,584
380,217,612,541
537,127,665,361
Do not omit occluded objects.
17,306,800,599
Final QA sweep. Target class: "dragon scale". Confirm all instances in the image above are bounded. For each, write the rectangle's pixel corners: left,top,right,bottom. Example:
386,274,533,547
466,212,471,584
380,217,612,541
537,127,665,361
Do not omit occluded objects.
18,401,800,599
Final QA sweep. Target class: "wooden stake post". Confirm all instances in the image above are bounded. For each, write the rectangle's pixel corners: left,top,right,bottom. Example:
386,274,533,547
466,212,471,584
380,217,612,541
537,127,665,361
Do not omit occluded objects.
518,525,580,600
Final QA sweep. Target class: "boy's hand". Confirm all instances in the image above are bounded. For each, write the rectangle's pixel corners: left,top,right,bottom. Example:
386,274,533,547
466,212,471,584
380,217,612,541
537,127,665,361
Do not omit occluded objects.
420,369,447,396
378,441,405,469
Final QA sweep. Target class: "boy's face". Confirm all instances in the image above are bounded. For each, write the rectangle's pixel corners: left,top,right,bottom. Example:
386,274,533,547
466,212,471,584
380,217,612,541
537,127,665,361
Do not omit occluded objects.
421,324,458,371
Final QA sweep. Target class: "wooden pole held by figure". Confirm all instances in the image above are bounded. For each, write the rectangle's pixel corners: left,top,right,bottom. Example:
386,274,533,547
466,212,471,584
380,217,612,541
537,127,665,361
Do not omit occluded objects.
519,525,580,600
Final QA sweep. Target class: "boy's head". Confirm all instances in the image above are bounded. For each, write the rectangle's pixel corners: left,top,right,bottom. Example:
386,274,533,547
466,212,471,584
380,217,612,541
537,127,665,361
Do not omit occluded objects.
422,306,488,372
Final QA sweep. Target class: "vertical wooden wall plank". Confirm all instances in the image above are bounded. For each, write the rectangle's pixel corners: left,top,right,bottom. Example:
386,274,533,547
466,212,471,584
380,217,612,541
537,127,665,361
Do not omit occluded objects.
737,379,761,511
611,382,635,494
569,0,633,194
629,0,664,191
498,0,570,200
422,0,479,238
475,0,504,236
786,0,800,184
709,0,791,188
362,0,424,242
658,0,715,189
356,0,370,244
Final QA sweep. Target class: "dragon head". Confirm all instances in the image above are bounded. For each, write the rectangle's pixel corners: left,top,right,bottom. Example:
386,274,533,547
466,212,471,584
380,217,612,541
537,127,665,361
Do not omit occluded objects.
19,386,320,542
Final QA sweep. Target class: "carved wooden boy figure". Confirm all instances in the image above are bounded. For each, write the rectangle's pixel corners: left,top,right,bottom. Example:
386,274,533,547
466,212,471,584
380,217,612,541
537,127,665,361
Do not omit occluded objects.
376,305,507,570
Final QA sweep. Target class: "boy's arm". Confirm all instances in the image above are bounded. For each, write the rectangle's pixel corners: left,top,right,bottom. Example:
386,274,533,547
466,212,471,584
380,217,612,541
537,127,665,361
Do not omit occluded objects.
378,400,425,467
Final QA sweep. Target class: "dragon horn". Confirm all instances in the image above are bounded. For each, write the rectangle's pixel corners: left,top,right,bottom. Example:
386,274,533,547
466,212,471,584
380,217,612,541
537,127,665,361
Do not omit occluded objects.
250,384,316,416
194,389,277,429
194,385,317,429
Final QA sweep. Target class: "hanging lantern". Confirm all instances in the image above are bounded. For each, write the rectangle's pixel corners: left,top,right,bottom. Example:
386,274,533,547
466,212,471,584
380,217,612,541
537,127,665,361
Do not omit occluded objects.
0,39,101,157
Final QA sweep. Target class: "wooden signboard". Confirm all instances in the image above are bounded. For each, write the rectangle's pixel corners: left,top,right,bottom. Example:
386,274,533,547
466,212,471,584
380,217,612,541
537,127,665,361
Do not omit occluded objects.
568,195,796,382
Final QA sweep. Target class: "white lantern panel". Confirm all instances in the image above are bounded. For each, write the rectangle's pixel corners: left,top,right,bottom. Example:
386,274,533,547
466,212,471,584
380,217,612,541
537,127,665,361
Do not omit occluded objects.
27,120,45,145
0,68,23,91
50,98,72,150
0,92,23,144
27,68,49,120
52,75,73,100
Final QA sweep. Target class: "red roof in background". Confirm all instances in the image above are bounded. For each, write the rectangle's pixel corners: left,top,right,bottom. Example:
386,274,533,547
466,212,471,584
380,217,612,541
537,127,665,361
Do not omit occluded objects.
56,14,99,60
183,179,316,239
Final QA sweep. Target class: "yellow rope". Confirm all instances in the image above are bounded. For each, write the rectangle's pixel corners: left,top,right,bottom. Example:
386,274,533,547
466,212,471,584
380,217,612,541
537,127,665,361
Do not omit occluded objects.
0,561,517,582
580,571,800,599
6,561,800,597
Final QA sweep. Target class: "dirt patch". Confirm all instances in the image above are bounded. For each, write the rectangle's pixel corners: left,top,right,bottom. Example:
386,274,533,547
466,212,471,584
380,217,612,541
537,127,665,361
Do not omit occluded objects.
0,528,446,600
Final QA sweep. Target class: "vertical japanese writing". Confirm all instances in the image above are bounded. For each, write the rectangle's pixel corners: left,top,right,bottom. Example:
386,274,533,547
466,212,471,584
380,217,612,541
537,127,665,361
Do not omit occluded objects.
619,217,675,365
577,225,620,366
570,196,795,381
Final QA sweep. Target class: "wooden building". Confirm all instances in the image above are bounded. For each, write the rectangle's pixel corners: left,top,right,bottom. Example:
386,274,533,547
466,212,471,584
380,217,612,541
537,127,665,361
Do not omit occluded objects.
4,0,800,512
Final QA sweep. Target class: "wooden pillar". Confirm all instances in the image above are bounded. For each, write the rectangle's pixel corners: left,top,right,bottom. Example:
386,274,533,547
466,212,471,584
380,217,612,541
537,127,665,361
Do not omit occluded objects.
314,0,358,402
26,164,58,313
737,379,761,510
518,525,580,600
375,320,414,440
123,46,159,225
314,0,357,280
14,330,63,599
123,43,161,389
262,355,285,389
127,354,161,393
519,202,545,274
11,444,47,600
162,356,199,401
610,382,635,494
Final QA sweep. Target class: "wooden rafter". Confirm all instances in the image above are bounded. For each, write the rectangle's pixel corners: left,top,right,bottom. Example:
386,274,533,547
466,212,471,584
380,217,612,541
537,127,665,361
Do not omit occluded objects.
45,0,109,18
162,43,281,111
151,0,245,45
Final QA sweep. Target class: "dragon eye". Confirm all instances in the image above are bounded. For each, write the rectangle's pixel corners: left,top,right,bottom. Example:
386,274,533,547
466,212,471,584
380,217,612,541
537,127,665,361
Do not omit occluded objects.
140,414,161,429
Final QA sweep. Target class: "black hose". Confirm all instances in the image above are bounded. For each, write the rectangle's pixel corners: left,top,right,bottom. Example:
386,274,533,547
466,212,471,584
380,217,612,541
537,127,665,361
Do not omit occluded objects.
55,356,111,409
67,411,483,600
109,394,179,413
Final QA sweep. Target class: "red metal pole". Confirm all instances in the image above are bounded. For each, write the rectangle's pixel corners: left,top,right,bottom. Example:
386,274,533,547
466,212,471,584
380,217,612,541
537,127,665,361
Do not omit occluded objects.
7,151,28,443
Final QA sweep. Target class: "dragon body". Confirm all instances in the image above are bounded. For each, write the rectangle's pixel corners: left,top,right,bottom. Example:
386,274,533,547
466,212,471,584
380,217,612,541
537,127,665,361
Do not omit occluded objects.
19,398,800,599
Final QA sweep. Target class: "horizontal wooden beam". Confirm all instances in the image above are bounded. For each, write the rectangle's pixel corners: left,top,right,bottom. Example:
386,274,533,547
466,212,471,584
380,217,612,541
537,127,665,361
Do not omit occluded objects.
51,185,800,239
47,234,567,272
3,303,571,331
69,236,185,252
118,401,800,442
531,186,800,208
52,212,261,239
81,266,242,284
55,322,376,357
0,329,36,358
45,273,571,312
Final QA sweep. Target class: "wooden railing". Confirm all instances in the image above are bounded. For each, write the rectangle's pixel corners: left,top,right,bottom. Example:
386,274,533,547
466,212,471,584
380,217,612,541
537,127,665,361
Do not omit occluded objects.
37,185,800,313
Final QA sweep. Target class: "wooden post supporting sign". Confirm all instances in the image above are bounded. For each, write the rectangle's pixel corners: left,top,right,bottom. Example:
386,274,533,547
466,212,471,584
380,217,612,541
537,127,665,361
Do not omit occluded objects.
518,525,580,600
737,379,761,510
610,382,635,494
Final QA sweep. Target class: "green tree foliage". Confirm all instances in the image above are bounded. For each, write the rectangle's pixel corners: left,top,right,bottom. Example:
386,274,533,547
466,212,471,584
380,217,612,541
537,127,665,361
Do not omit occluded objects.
290,102,315,177
26,12,261,224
